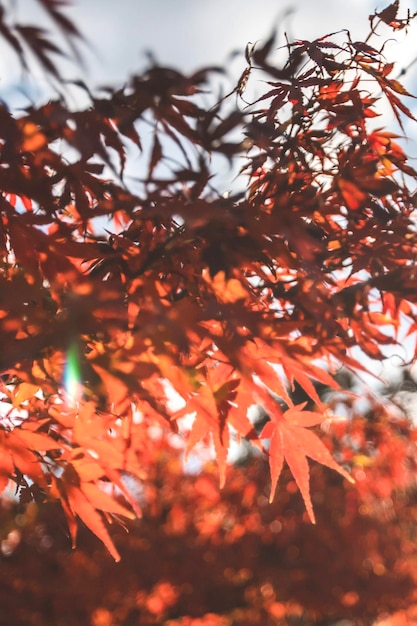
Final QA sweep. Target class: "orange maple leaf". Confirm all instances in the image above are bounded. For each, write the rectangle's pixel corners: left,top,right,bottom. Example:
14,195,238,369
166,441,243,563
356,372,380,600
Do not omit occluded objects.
261,402,354,523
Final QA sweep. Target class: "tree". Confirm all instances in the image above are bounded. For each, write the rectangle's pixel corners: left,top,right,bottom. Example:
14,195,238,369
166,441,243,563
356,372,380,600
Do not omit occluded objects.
0,0,416,563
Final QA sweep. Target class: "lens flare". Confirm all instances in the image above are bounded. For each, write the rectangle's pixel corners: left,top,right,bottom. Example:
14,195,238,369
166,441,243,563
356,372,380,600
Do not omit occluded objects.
64,343,82,404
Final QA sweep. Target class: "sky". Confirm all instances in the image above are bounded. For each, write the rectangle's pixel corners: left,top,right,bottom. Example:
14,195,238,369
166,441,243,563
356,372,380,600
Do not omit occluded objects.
66,0,416,85
3,0,416,100
67,0,379,82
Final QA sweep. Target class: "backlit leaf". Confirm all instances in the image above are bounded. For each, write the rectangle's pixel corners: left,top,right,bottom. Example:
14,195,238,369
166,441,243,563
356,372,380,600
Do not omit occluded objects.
66,484,122,561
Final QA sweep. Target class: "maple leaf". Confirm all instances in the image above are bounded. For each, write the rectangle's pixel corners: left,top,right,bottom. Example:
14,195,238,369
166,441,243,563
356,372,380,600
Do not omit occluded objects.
65,482,122,562
173,378,234,488
376,1,399,26
261,403,354,523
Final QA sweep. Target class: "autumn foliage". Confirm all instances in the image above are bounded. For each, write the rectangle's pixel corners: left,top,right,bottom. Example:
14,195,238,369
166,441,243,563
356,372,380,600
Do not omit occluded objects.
2,385,417,626
0,0,417,577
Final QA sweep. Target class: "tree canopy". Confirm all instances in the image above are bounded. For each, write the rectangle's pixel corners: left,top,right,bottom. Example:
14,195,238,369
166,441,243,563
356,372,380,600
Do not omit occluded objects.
0,0,416,562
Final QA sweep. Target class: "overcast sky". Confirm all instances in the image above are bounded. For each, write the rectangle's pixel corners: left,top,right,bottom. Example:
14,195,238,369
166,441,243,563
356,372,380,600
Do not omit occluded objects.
2,0,416,100
67,0,415,82
67,0,379,82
